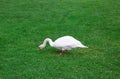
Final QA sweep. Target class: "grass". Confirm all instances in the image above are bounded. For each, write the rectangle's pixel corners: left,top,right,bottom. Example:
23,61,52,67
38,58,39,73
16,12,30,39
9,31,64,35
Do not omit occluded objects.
0,0,120,79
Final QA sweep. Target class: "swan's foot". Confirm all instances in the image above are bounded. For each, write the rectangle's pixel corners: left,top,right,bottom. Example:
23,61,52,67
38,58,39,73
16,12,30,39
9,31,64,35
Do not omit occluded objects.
59,52,63,55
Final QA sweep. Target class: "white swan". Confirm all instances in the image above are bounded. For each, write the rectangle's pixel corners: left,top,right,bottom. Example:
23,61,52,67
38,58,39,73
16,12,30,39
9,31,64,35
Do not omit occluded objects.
38,36,88,54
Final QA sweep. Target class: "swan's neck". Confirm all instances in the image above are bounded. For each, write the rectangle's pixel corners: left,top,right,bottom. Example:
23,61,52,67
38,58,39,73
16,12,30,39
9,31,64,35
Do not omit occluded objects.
42,38,54,47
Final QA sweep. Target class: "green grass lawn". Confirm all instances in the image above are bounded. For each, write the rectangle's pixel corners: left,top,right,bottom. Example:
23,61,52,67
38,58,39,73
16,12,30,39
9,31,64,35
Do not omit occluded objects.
0,0,120,79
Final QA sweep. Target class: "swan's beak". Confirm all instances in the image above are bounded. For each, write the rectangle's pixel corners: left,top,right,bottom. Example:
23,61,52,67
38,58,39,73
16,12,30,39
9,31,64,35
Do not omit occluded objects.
38,47,41,51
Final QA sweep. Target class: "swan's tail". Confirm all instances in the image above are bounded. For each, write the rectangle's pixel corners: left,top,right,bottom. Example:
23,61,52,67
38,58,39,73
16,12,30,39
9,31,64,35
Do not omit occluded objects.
83,46,88,48
78,45,88,48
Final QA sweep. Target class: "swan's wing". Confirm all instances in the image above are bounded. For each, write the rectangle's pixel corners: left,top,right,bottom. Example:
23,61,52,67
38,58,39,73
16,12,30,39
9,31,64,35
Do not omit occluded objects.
54,36,82,47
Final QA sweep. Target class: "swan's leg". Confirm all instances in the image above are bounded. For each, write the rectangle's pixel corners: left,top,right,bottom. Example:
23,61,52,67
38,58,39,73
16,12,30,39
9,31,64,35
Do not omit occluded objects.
60,49,64,55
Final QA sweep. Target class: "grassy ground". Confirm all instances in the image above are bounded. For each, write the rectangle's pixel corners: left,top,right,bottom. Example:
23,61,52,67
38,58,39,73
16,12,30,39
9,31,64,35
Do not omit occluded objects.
0,0,120,79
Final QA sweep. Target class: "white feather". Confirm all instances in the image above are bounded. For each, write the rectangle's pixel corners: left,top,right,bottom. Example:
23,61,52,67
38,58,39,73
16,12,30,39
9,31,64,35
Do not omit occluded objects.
38,36,88,51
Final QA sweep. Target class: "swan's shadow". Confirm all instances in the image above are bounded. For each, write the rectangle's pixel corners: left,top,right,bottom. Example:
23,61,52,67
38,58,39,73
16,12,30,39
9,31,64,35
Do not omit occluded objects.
47,48,85,56
49,49,72,55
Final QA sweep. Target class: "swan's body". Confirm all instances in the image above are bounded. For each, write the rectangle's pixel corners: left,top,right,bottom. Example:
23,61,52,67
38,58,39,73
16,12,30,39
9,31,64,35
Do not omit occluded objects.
38,36,88,53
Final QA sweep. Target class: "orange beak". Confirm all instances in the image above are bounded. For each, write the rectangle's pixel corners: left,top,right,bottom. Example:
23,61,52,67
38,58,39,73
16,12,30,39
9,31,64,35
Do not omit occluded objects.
38,47,41,51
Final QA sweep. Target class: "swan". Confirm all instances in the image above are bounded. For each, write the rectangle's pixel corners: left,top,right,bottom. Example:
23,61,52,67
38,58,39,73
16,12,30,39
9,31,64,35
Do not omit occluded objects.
38,36,88,55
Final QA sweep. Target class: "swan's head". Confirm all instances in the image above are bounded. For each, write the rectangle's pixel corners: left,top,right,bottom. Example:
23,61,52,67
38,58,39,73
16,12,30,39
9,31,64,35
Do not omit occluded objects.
38,44,45,50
